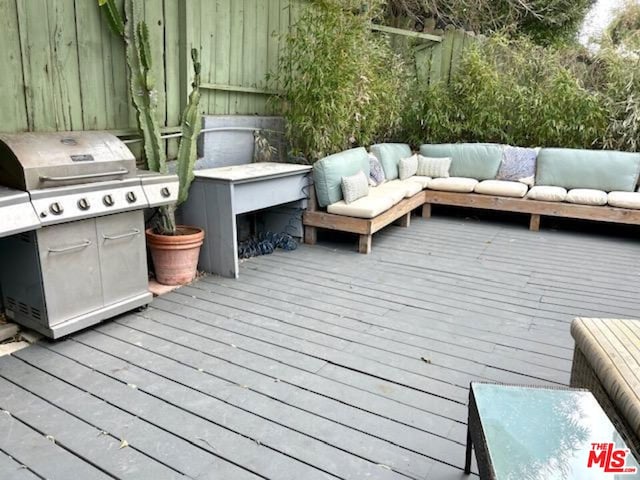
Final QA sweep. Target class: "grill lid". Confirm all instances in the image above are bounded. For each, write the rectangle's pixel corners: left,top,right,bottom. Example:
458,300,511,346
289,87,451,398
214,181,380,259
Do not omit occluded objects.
0,131,136,191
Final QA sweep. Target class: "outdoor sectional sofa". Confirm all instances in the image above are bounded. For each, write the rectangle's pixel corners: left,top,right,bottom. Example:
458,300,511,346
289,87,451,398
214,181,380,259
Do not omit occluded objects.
303,143,640,253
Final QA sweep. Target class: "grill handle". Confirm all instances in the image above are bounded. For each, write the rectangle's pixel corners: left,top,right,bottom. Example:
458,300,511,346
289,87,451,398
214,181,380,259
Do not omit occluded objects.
47,239,92,254
103,228,141,241
39,168,129,182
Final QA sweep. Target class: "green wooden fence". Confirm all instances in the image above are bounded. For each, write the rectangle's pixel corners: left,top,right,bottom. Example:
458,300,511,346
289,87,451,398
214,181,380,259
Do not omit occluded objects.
0,0,303,143
414,27,477,85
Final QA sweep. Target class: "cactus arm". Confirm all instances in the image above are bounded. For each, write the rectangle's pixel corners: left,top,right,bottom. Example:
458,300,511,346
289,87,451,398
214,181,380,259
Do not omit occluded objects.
98,0,125,37
175,48,202,206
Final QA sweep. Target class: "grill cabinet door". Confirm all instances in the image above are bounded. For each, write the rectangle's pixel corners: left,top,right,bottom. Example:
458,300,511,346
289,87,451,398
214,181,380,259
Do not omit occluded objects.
96,211,148,305
37,219,103,325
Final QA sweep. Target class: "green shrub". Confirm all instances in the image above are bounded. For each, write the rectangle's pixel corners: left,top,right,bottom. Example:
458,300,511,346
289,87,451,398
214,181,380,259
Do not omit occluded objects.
272,0,409,162
402,36,610,149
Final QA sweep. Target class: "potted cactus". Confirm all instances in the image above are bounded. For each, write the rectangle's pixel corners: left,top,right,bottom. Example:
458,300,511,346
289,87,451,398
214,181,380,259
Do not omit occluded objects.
99,0,204,285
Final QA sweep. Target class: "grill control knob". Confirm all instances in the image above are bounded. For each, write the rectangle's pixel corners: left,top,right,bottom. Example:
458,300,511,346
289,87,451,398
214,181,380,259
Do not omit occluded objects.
77,198,90,211
49,202,64,215
103,194,115,207
160,187,171,198
126,191,137,203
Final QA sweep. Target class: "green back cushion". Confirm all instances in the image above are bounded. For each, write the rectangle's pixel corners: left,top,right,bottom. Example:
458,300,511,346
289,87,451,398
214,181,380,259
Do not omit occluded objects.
536,148,640,192
313,147,370,207
419,143,503,180
370,143,412,180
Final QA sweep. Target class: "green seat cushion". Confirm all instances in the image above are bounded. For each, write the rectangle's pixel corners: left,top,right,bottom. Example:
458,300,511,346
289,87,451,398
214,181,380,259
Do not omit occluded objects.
536,148,640,192
313,147,370,208
370,143,412,181
419,143,503,180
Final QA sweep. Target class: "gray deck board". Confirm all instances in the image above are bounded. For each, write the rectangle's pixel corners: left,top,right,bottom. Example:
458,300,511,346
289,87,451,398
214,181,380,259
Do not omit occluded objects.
1,215,638,479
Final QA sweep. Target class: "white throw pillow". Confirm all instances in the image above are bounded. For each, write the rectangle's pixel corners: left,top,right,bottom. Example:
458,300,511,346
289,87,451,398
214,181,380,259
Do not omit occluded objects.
427,177,478,193
417,156,451,178
474,180,528,198
608,191,640,209
398,154,418,180
526,186,567,202
566,189,608,206
341,170,369,204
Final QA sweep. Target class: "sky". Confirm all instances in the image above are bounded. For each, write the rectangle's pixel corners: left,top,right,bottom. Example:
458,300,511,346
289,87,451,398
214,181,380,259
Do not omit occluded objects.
580,0,626,44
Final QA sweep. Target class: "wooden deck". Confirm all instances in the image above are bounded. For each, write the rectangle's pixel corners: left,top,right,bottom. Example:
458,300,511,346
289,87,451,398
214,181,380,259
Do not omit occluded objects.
1,214,640,480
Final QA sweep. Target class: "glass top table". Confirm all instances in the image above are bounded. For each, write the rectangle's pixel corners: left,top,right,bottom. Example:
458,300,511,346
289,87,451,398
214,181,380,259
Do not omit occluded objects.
465,383,640,479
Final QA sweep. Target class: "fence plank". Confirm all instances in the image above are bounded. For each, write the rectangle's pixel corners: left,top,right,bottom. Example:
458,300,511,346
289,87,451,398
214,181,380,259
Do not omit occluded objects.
0,0,28,132
255,0,269,114
75,0,110,130
439,27,455,84
449,29,466,81
46,0,83,131
213,0,232,114
164,0,181,158
16,0,58,131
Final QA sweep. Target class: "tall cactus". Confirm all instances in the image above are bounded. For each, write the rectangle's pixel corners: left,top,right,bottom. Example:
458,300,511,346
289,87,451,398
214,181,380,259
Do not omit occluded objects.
99,0,202,235
176,48,202,206
126,4,166,175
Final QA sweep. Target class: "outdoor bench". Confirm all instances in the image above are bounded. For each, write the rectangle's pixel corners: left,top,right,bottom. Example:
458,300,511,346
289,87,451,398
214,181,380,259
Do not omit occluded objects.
303,146,427,254
570,317,640,460
303,143,640,253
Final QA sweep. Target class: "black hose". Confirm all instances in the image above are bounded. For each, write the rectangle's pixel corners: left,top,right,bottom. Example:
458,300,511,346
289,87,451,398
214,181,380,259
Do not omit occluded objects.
238,231,298,259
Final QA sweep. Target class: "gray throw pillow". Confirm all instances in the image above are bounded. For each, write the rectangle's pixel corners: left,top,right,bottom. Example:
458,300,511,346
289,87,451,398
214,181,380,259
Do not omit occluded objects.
341,170,369,204
398,154,418,180
417,155,451,178
497,146,538,186
368,154,386,186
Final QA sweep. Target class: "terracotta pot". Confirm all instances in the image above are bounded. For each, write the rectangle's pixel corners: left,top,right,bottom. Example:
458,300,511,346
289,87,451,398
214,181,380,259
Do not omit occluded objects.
146,226,205,286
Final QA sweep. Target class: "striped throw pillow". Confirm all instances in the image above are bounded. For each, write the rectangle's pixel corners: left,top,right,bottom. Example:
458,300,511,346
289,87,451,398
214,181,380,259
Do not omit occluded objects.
417,155,451,178
341,170,369,204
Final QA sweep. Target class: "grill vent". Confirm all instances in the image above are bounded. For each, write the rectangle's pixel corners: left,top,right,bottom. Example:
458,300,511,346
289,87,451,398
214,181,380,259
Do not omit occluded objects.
18,232,31,243
6,297,17,310
6,297,43,321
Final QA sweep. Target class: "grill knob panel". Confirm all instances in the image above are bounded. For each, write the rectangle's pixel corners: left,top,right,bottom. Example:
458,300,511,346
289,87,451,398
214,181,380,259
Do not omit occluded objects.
126,191,137,203
160,187,171,198
49,202,64,215
77,198,90,211
103,194,115,207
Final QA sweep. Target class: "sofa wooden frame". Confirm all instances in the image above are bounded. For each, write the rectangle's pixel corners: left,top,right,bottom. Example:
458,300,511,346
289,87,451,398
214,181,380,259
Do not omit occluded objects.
303,185,424,254
422,190,640,231
303,185,640,254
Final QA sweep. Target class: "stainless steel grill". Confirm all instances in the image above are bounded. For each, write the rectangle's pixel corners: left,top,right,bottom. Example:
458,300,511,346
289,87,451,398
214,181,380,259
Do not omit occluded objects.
0,131,178,338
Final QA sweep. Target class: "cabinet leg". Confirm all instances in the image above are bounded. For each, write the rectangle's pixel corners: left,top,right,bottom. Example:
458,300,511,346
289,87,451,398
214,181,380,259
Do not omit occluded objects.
529,214,541,231
304,226,317,245
358,234,372,254
422,203,432,219
395,212,411,228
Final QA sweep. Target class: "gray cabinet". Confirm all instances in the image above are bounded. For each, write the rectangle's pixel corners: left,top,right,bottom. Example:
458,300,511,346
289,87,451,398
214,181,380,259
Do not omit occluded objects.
37,220,103,325
96,212,147,305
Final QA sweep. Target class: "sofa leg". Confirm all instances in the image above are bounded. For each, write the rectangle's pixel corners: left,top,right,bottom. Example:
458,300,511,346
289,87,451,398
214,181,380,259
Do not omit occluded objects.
422,203,432,219
304,226,317,245
395,212,411,228
358,234,372,254
529,214,541,232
